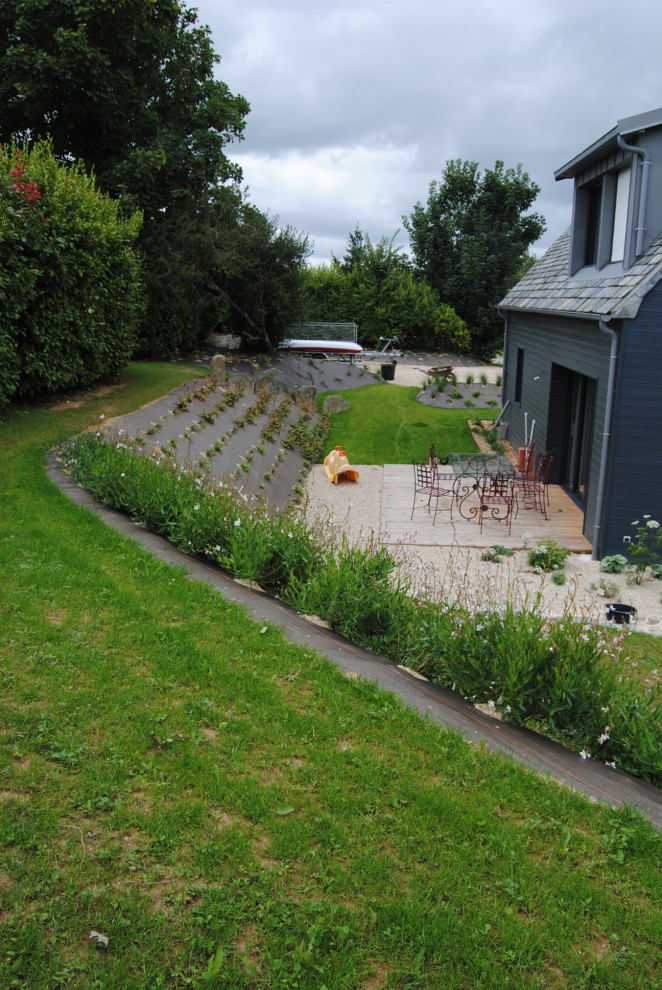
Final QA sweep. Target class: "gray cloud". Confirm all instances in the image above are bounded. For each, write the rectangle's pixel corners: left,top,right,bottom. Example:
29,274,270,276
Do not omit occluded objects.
197,0,662,262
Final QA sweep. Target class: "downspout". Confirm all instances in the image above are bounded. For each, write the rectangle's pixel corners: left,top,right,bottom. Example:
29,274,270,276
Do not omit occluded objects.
500,311,509,407
591,318,619,559
617,134,650,256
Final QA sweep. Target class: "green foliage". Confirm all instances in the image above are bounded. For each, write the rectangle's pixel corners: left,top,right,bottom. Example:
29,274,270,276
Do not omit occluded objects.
319,384,497,464
60,430,662,786
0,0,248,218
629,516,662,584
404,160,546,356
600,554,628,574
527,541,572,573
3,366,662,988
302,227,470,352
0,139,143,406
138,187,311,355
480,545,513,563
0,0,283,356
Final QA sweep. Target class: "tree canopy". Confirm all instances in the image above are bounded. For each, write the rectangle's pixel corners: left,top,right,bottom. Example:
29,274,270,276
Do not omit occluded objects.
141,185,311,355
302,227,470,353
404,160,545,356
0,1,297,358
0,0,249,219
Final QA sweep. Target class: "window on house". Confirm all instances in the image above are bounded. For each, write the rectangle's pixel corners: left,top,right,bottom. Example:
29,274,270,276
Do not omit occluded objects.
583,182,602,267
514,347,524,404
571,164,633,273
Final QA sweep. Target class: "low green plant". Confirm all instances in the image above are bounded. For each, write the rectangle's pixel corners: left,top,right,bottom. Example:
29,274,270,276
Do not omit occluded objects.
472,390,481,398
496,373,502,387
472,422,506,454
551,569,566,586
629,516,662,584
60,429,662,787
465,372,474,385
464,399,475,408
600,554,628,574
450,388,462,399
528,540,572,572
480,544,514,563
599,578,620,599
480,373,488,385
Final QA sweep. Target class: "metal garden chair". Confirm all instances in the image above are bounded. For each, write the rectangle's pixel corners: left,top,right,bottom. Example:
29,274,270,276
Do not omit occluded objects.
411,461,454,525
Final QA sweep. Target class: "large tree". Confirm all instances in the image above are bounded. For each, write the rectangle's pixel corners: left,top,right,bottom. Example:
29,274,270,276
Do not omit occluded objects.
404,160,545,356
141,186,312,354
0,0,257,354
0,0,249,218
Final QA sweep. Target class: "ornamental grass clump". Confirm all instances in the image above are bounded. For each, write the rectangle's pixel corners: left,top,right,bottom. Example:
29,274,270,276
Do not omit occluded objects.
59,430,325,598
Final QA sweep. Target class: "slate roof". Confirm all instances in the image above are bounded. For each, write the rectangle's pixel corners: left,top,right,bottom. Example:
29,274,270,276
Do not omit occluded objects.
499,228,662,321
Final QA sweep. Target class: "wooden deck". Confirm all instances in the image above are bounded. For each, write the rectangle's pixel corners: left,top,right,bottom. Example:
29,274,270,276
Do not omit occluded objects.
381,466,592,552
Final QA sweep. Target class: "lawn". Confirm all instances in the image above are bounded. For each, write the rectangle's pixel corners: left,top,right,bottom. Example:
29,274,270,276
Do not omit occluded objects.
1,364,661,989
319,384,498,464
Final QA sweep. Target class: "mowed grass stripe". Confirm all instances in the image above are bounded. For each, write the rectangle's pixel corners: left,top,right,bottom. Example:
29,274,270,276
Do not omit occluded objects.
318,383,498,464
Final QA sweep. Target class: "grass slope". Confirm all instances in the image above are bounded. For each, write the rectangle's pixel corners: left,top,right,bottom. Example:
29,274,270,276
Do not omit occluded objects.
1,364,661,989
319,384,498,464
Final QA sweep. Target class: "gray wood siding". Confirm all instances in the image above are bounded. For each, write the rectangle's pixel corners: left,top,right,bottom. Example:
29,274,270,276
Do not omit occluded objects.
503,313,612,546
602,282,662,555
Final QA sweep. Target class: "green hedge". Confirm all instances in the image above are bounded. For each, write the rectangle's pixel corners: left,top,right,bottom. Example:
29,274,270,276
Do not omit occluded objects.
0,139,144,406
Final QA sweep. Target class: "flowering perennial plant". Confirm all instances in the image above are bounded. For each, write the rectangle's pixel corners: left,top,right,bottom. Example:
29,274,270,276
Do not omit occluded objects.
60,429,662,787
629,515,662,584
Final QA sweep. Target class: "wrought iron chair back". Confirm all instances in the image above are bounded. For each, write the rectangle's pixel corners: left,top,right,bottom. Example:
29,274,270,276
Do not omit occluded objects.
518,450,553,517
411,460,454,524
471,470,515,533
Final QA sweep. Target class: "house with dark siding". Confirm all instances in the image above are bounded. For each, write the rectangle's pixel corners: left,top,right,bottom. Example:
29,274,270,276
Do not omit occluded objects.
499,107,662,559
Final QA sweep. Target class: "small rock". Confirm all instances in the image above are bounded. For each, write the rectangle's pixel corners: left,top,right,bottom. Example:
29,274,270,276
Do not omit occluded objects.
322,395,351,414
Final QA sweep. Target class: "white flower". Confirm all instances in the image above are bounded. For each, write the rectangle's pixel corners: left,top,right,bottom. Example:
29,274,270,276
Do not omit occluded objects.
234,519,241,527
120,472,125,477
99,414,105,420
193,504,199,511
646,519,660,529
599,733,610,745
579,749,590,760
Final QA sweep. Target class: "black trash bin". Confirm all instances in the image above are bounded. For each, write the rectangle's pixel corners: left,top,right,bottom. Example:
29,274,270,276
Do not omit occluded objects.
381,361,397,381
605,603,637,625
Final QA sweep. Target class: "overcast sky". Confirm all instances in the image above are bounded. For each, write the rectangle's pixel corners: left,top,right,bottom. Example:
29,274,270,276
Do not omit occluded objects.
194,0,662,264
